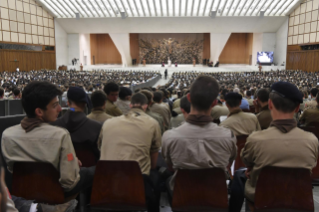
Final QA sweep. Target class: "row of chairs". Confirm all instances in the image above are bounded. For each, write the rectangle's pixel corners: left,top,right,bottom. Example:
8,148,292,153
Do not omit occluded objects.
0,100,24,116
11,161,314,212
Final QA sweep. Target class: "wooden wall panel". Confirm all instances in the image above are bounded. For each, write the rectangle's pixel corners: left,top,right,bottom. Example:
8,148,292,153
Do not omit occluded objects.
0,49,56,72
130,33,139,64
203,33,211,60
219,33,253,64
90,34,121,64
286,50,319,72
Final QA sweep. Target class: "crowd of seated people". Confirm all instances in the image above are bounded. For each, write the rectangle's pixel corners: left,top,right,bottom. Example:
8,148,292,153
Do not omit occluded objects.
1,68,319,212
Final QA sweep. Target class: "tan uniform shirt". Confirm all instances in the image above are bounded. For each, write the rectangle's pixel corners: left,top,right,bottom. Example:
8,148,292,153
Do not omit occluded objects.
256,105,272,130
299,106,319,126
211,105,229,120
220,109,261,136
304,99,317,111
173,98,181,109
115,99,131,114
1,123,80,191
146,110,165,135
247,98,254,106
162,121,237,190
169,114,185,129
100,108,162,175
241,123,318,201
105,99,123,116
87,109,112,123
150,103,171,130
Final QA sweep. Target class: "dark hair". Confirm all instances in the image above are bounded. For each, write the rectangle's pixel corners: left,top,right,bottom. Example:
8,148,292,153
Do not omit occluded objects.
180,96,191,114
13,88,20,96
316,93,319,103
153,91,163,103
246,90,252,96
269,92,299,113
131,93,148,106
22,81,62,118
140,90,153,104
103,82,119,95
311,88,318,97
119,87,132,100
0,87,4,97
257,88,269,103
226,98,241,108
91,91,107,108
190,76,219,111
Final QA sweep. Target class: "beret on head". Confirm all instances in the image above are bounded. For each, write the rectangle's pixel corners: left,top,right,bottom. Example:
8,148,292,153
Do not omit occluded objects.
67,87,92,108
225,92,242,101
270,81,303,103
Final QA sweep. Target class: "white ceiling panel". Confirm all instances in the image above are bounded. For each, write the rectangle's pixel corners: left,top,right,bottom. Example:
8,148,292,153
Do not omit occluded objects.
36,0,303,18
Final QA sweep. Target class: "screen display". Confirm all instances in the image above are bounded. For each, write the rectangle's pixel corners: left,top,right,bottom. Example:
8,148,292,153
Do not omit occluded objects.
257,52,274,63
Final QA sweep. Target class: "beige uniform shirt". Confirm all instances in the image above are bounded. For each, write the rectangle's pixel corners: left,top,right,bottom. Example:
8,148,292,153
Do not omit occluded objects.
220,109,261,136
256,105,272,130
304,99,317,111
162,121,237,190
241,124,318,201
173,98,181,109
247,98,254,106
146,110,165,135
115,99,131,114
100,108,162,175
169,114,185,129
299,106,319,126
150,103,171,130
1,123,80,191
87,110,112,123
211,105,229,120
105,100,123,116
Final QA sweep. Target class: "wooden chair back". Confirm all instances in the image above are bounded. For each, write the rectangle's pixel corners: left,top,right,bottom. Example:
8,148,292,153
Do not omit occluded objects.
73,143,97,167
235,135,248,171
90,160,147,211
172,168,228,212
253,166,314,212
12,162,66,204
299,125,319,183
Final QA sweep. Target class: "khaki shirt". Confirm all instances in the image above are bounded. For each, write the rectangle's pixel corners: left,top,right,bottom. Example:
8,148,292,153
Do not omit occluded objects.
247,98,254,106
146,110,165,135
105,99,123,116
2,123,80,191
115,99,131,114
87,109,112,123
299,106,319,126
169,114,185,129
241,124,318,201
304,99,317,111
150,103,171,129
100,108,162,175
173,98,181,109
220,110,261,136
256,105,272,130
211,105,229,120
162,122,237,190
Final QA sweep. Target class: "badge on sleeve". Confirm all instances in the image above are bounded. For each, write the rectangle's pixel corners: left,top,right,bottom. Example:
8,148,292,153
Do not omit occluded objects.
67,153,74,161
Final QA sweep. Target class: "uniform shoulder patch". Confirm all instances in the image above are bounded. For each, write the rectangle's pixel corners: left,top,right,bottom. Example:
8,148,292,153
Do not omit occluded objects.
67,153,74,161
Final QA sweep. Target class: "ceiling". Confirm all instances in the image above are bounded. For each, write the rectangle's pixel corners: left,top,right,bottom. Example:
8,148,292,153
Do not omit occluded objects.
37,0,301,18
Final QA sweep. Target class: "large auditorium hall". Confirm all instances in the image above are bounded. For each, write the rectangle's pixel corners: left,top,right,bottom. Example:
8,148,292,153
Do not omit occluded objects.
2,0,319,211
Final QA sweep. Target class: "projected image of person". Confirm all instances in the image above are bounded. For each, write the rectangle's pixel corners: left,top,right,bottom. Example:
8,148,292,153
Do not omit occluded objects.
257,52,273,63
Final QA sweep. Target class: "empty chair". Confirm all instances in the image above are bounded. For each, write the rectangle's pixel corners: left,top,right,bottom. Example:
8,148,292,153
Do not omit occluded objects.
172,168,228,212
234,135,248,171
12,162,76,204
8,100,24,115
90,161,147,211
248,166,314,212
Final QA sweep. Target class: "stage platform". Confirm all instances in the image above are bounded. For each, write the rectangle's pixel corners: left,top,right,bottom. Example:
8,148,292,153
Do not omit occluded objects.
67,64,285,72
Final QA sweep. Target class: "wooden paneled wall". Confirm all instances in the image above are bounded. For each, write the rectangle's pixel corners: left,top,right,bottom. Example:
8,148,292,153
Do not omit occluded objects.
0,49,56,72
203,33,210,60
286,45,319,72
90,34,122,65
219,33,253,64
130,33,139,64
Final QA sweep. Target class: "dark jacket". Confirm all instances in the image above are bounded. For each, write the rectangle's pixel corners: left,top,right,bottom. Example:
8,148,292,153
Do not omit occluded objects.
51,111,102,163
